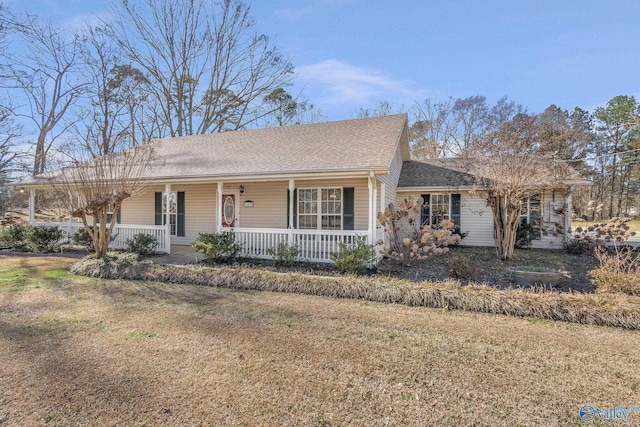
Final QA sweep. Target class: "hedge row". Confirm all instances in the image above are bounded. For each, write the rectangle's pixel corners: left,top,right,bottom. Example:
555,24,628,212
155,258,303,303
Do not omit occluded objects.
71,253,640,330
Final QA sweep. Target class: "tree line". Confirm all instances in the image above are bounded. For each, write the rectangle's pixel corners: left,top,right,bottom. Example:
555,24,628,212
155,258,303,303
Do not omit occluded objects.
0,0,315,181
0,0,637,222
362,95,640,220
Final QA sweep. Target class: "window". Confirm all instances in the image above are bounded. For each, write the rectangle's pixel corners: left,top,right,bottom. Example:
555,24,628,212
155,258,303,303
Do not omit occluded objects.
154,191,185,237
519,194,542,240
420,194,461,227
298,187,342,230
163,192,178,236
431,194,450,225
298,189,318,229
321,188,342,230
106,203,119,224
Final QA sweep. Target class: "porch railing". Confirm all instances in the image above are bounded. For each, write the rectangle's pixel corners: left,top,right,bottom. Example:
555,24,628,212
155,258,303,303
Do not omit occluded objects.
232,227,369,263
31,222,168,253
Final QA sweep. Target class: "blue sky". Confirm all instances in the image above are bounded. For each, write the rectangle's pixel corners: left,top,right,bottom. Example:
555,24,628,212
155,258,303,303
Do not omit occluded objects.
11,0,640,120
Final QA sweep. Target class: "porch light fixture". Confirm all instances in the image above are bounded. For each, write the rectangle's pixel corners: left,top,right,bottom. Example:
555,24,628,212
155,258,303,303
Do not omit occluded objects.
239,185,245,194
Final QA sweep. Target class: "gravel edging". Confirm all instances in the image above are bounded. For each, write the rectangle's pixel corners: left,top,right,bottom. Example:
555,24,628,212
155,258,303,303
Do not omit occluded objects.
71,255,640,330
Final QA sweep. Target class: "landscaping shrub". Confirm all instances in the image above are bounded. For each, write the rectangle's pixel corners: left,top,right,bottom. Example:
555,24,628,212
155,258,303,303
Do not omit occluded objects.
515,223,534,249
590,246,640,296
266,242,299,266
71,257,640,330
330,236,375,274
377,197,461,260
444,252,479,280
125,233,159,257
0,224,28,248
192,231,242,263
72,227,94,251
26,225,65,252
70,251,139,277
565,218,636,254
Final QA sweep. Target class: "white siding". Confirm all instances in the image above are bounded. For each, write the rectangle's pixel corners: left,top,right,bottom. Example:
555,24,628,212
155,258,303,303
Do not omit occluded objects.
379,144,403,209
234,181,287,229
119,177,371,246
396,190,570,248
396,191,494,247
459,194,494,247
121,184,218,246
121,186,160,225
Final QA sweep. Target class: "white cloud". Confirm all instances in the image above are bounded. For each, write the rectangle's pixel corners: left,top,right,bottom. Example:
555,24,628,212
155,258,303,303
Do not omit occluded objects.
274,0,358,21
297,59,426,109
60,12,109,32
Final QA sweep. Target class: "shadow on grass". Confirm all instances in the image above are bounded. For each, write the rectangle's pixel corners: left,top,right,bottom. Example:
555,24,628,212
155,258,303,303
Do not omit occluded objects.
0,314,158,424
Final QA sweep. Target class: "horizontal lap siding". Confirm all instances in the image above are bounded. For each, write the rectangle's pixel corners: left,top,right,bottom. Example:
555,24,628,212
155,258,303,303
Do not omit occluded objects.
396,191,495,247
172,184,217,245
234,181,287,229
120,186,160,226
379,145,403,209
459,194,494,247
120,184,217,246
121,179,371,246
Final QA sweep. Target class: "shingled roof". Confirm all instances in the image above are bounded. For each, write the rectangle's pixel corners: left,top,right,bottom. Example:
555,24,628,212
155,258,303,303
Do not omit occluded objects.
398,157,590,189
145,114,407,180
138,114,408,180
17,114,408,186
398,160,476,188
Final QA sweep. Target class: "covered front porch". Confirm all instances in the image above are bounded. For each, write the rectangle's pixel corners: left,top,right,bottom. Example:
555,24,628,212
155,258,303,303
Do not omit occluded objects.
26,172,386,263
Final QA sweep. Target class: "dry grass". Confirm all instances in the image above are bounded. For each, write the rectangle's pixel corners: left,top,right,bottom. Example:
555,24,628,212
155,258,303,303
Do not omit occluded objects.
72,254,640,329
1,255,640,426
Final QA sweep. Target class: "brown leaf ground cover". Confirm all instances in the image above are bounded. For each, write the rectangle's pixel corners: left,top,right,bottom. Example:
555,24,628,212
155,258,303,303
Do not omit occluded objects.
1,255,640,426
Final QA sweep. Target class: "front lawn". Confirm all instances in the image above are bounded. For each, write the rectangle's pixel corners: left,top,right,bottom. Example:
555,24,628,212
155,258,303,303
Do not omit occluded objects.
1,254,639,426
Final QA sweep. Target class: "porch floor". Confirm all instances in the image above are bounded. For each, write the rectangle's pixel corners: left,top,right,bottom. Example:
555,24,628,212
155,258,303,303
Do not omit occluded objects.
151,245,205,265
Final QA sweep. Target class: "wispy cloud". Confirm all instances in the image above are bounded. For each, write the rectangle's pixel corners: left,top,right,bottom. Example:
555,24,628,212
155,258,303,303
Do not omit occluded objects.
274,0,358,21
297,59,426,109
60,12,109,32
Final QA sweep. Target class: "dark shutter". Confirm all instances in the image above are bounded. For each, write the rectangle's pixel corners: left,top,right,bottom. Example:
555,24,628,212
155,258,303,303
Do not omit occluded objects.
343,187,354,230
287,189,298,228
116,206,121,224
154,192,162,225
420,194,430,227
177,191,185,237
451,194,461,226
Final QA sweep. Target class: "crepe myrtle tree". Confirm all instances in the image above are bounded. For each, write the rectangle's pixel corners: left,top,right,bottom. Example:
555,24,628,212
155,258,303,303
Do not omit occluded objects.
48,144,156,258
464,114,569,261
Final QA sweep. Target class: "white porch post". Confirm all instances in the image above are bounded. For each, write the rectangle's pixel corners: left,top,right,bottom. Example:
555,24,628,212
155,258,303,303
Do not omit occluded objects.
28,188,35,225
380,182,386,214
288,179,295,245
164,183,171,254
216,182,223,233
367,171,375,244
565,186,574,234
67,192,73,237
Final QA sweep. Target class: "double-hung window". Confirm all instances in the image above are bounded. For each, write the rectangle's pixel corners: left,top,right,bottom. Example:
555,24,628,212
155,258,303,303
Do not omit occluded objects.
162,192,178,236
519,194,542,240
298,187,342,230
420,193,461,227
154,191,185,237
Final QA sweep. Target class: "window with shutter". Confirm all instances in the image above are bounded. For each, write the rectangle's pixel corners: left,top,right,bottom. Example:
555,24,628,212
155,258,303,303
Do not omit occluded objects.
293,187,354,230
155,191,184,236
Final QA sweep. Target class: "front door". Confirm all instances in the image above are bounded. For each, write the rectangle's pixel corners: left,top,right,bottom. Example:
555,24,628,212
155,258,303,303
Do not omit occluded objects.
222,194,236,227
